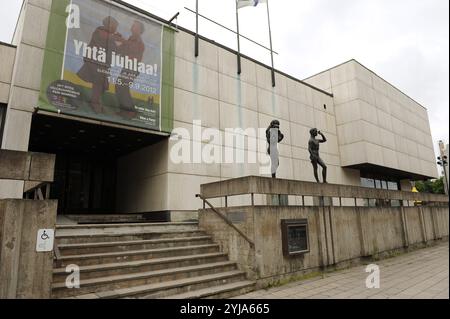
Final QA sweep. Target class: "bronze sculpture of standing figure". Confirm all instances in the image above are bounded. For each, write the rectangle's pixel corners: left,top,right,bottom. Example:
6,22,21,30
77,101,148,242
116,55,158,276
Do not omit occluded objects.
266,120,284,178
309,128,327,183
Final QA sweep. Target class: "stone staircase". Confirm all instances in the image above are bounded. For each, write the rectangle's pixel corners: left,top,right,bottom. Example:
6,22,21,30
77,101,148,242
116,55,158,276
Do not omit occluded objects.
52,222,255,299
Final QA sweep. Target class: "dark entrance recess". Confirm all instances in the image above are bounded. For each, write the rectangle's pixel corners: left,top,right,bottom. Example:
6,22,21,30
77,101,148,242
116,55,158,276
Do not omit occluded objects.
29,113,167,215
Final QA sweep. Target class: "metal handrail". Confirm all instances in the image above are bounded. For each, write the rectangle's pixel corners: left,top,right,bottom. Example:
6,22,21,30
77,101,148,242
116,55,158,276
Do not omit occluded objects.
196,194,255,248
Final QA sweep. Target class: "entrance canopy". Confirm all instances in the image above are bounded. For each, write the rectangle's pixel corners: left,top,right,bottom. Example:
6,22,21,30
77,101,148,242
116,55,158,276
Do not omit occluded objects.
29,113,168,157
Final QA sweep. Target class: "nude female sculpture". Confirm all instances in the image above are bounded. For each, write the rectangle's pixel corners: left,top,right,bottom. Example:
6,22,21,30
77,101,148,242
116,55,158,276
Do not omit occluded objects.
266,120,284,178
309,128,327,183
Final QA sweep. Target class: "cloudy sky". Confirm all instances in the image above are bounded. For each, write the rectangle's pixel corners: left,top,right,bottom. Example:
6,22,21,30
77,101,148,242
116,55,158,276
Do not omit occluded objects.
0,0,448,160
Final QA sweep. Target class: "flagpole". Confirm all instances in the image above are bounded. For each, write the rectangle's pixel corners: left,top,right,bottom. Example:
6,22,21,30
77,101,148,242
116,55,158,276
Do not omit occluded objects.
195,0,199,57
266,0,275,87
235,0,242,75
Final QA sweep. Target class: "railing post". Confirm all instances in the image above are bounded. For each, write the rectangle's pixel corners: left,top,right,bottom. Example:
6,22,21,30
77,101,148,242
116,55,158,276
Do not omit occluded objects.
45,184,51,199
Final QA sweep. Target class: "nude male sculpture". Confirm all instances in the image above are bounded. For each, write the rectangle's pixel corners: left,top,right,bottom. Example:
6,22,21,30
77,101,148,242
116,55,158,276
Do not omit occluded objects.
308,128,327,183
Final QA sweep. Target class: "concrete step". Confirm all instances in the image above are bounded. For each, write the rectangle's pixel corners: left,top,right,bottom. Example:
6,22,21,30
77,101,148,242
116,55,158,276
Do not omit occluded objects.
52,262,238,298
57,270,247,299
161,281,256,299
62,214,158,224
52,252,229,282
54,244,221,267
56,222,199,236
135,271,249,299
56,230,207,244
57,236,213,255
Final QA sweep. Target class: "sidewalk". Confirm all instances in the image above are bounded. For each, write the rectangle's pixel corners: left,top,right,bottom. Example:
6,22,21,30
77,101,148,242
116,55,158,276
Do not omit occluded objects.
233,242,449,299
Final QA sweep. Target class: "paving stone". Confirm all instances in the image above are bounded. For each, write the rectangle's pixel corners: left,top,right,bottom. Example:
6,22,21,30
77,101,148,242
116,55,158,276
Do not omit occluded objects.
234,242,449,299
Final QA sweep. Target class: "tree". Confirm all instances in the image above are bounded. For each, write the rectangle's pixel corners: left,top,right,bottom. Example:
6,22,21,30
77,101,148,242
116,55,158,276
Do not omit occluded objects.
415,177,445,194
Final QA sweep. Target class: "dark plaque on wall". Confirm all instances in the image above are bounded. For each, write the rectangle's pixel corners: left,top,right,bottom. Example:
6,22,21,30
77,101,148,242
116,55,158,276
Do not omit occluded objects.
281,219,310,257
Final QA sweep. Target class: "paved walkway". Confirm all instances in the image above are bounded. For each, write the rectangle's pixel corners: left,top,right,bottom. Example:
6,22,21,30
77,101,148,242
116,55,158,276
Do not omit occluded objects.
234,242,449,299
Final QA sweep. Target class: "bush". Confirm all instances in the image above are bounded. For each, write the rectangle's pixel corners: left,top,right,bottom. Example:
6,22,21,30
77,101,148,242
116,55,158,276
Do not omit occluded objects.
415,177,445,194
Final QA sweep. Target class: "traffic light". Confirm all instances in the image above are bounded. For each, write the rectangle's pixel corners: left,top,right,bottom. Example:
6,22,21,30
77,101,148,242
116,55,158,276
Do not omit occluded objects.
438,156,448,166
437,156,448,166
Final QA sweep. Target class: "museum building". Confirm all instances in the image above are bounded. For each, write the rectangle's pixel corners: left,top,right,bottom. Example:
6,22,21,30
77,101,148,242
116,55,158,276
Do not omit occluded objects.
0,0,439,221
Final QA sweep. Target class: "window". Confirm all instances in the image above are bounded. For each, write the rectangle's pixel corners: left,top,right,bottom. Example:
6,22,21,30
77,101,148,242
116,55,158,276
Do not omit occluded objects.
360,175,401,207
0,104,6,145
361,178,375,188
375,179,382,189
387,181,399,191
281,219,309,257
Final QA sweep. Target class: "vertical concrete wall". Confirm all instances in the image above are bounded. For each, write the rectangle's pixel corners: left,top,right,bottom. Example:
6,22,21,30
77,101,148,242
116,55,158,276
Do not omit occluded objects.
198,206,256,279
2,0,51,152
199,205,449,287
116,140,169,213
0,199,57,299
164,31,360,214
305,60,438,179
113,27,361,216
0,44,16,105
252,206,326,279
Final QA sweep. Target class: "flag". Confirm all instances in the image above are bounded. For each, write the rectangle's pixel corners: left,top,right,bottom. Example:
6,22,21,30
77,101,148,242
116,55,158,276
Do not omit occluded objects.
237,0,267,9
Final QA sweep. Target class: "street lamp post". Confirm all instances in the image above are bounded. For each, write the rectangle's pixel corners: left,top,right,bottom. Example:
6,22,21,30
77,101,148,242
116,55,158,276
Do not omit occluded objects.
437,155,448,195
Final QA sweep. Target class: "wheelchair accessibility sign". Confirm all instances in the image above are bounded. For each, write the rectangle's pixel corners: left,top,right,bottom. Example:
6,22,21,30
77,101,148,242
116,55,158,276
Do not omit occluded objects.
36,229,55,252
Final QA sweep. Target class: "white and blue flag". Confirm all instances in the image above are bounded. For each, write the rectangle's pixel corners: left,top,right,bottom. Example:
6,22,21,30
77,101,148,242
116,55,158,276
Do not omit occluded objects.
237,0,267,9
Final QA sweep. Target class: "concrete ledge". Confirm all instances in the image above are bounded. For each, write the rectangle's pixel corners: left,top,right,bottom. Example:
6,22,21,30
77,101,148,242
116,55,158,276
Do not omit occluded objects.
200,176,448,203
0,150,55,183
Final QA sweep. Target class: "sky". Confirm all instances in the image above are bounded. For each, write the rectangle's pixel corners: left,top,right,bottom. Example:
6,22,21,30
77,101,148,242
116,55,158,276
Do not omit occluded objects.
0,0,448,164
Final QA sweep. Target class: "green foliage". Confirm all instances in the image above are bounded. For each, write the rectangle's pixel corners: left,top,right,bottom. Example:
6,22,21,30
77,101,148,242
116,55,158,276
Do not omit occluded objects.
415,177,445,194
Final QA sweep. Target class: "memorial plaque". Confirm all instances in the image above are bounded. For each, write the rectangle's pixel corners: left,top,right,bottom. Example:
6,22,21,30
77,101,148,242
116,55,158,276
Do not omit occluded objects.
281,219,309,257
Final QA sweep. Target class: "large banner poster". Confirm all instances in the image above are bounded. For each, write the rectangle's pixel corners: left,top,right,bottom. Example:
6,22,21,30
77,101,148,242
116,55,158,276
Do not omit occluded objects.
39,0,175,133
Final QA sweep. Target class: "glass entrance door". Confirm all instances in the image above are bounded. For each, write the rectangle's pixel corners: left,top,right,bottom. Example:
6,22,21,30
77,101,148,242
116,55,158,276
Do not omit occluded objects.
52,153,117,214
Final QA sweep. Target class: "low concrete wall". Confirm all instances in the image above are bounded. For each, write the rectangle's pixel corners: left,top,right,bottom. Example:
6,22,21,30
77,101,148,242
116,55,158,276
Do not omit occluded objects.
199,207,256,280
199,205,449,287
0,199,57,299
0,150,57,299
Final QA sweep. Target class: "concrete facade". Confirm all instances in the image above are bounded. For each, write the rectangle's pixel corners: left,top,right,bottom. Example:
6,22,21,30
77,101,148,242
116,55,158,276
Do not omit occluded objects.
0,0,439,219
304,60,438,179
116,28,356,216
0,44,16,104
